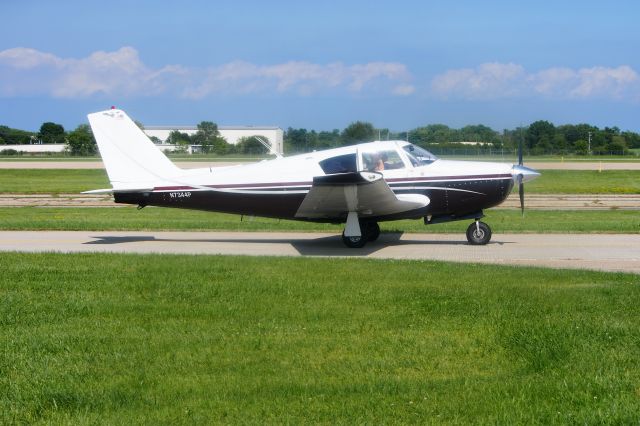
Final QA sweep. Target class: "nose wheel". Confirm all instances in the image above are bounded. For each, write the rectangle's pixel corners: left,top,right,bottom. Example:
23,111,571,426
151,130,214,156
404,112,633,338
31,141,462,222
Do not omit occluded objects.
466,221,491,245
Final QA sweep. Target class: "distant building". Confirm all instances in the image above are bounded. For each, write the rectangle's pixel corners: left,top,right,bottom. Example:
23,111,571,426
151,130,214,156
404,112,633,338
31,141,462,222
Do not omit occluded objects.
0,144,66,153
144,125,284,155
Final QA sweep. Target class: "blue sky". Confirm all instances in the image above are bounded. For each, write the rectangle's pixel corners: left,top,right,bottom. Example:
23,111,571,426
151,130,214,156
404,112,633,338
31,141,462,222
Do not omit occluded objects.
1,0,639,132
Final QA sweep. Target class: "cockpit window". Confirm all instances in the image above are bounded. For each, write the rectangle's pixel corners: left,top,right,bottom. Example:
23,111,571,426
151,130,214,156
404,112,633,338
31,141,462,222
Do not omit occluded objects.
319,153,357,174
403,144,438,166
362,149,405,172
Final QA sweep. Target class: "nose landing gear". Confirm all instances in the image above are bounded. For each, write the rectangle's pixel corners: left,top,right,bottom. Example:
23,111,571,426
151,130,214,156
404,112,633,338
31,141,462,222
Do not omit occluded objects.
466,220,492,245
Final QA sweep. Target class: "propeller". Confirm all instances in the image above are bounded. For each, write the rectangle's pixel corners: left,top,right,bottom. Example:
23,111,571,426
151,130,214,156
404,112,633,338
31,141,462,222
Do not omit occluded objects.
512,134,540,217
518,135,524,216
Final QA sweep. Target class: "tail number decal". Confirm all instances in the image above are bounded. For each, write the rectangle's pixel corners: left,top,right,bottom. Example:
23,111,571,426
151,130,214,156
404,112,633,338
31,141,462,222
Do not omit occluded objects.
169,191,192,199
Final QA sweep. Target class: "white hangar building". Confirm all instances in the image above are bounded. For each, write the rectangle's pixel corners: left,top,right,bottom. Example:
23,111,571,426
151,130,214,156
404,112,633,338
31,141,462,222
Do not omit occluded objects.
143,125,284,155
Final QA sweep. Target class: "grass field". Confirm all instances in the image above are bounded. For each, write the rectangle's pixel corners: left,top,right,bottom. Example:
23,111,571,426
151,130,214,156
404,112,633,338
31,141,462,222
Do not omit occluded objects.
0,207,639,234
1,253,638,423
1,169,640,195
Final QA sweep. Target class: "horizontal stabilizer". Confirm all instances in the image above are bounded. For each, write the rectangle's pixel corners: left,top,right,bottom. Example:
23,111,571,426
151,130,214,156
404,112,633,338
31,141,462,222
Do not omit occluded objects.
81,188,113,195
82,187,154,195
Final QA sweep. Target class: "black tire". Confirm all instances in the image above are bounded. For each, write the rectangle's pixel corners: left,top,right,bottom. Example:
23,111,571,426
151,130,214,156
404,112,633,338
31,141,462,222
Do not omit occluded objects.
342,232,367,248
362,222,380,242
466,221,492,245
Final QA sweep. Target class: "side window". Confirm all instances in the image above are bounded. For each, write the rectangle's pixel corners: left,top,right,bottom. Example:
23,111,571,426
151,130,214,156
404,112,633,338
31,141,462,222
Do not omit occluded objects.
362,149,405,172
319,153,357,174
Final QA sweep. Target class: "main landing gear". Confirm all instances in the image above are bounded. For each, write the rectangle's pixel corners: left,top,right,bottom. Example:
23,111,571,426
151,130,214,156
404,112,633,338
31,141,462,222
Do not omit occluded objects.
466,220,492,245
341,218,492,247
341,221,380,248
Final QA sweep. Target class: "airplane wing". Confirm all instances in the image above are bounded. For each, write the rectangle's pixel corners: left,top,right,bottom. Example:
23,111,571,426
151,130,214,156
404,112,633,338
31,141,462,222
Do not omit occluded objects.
295,172,429,219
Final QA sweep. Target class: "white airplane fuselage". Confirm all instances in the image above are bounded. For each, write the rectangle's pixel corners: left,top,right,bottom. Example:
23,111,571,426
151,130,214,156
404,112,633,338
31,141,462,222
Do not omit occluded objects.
87,109,539,247
115,141,518,223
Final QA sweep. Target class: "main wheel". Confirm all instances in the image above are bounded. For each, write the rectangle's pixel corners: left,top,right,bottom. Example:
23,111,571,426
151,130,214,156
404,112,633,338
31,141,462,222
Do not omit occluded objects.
466,221,492,245
362,222,380,242
342,232,367,248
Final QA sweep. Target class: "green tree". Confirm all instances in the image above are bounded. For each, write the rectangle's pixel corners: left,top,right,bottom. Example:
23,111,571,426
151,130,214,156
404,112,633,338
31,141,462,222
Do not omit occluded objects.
167,130,191,153
460,124,499,145
552,133,567,154
0,125,36,144
193,121,229,154
39,122,66,144
341,121,375,145
574,139,588,155
236,136,269,155
409,124,453,145
316,129,341,148
284,128,311,152
607,135,628,154
526,120,555,151
66,124,96,156
622,131,640,149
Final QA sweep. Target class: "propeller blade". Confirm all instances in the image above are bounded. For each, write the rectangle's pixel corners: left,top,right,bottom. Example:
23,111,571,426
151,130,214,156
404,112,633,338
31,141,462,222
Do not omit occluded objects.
518,134,523,166
518,176,525,217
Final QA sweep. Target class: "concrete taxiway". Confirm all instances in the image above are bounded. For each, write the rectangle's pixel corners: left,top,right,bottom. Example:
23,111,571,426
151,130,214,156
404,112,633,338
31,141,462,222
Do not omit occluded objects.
1,231,638,274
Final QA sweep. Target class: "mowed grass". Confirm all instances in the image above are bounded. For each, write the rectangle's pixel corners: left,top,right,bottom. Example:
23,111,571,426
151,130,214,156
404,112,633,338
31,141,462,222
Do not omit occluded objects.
0,207,639,233
0,169,109,194
2,169,640,194
527,170,640,194
1,253,638,424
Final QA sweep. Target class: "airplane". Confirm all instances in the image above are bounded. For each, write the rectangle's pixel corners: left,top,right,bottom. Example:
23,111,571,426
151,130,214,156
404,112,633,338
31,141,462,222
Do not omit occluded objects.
86,108,540,248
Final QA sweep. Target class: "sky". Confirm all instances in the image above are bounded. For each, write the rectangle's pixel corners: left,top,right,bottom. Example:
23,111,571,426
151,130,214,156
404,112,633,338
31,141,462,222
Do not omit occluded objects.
1,0,639,132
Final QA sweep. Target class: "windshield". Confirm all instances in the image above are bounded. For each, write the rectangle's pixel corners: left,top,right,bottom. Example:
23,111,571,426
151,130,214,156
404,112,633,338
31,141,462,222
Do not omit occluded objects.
402,144,438,166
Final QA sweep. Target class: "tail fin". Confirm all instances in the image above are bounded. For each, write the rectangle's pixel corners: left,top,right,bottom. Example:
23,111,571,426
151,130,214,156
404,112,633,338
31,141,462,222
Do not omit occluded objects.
87,109,181,190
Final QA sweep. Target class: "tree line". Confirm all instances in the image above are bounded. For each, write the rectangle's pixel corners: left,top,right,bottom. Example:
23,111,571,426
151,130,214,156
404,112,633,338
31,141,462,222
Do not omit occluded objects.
2,119,639,156
0,121,270,156
285,121,640,155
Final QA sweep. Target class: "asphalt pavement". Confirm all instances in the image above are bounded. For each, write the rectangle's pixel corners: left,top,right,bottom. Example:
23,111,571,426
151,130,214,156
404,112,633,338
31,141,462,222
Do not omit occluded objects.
1,231,638,274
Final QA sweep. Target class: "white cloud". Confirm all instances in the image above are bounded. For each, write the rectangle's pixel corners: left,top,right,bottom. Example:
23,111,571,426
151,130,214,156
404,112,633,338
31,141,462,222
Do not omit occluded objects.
569,66,638,99
431,63,526,99
432,63,640,101
392,84,416,96
0,47,414,99
4,48,636,103
181,60,414,99
0,47,62,68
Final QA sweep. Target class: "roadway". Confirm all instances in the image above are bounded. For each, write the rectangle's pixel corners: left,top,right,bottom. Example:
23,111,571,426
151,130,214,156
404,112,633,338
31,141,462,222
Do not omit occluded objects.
1,231,638,274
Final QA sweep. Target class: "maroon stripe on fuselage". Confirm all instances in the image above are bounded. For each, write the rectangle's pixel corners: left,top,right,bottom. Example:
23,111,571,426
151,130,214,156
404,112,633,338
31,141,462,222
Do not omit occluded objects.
153,174,513,192
385,174,512,182
154,181,312,191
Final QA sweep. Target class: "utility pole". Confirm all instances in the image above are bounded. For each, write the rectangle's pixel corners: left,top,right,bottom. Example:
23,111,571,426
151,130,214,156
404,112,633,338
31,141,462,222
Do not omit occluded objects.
588,131,592,155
